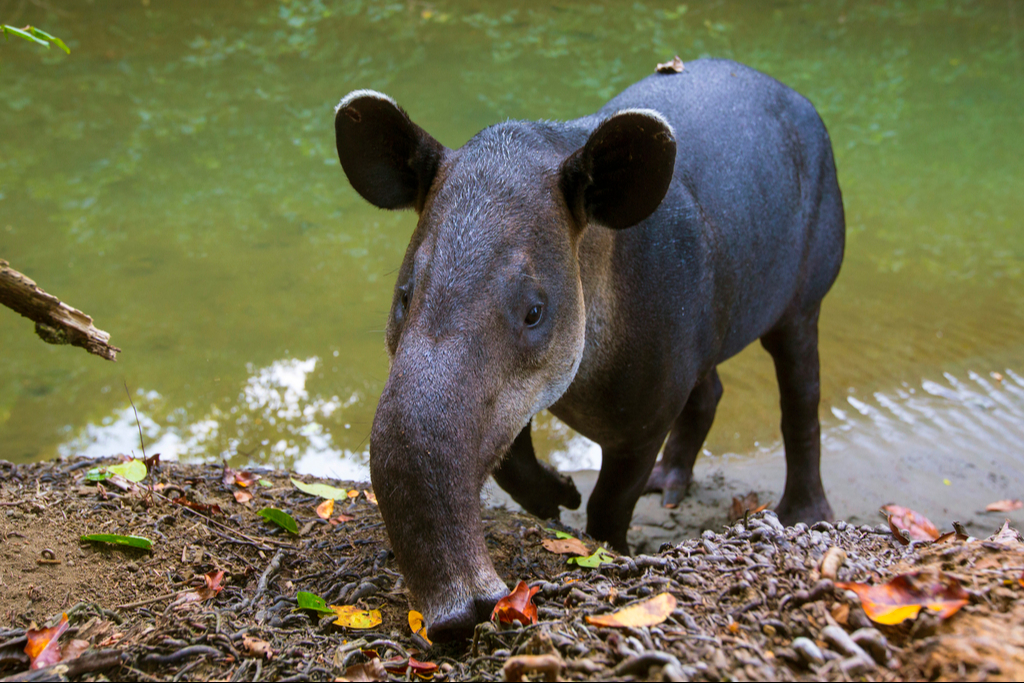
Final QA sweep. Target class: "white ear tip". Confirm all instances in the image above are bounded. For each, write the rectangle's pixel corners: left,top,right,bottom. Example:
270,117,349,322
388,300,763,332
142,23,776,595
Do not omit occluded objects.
336,89,399,114
610,108,675,138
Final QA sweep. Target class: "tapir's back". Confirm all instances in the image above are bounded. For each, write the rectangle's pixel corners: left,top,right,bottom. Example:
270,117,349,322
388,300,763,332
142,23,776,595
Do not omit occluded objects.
589,58,845,365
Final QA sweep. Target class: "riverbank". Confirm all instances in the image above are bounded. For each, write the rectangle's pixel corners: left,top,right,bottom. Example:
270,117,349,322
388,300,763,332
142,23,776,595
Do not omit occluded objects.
2,457,1022,681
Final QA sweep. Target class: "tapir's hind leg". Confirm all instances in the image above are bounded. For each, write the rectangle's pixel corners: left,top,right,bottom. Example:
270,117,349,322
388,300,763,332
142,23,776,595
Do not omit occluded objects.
760,306,835,525
492,420,582,520
644,369,723,507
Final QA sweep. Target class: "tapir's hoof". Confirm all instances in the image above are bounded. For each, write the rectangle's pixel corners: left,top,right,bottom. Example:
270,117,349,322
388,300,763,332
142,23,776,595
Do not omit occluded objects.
644,463,690,508
774,496,835,527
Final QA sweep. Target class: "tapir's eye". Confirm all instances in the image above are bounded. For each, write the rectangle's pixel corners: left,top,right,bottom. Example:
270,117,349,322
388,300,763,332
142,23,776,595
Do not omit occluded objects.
400,289,410,310
524,304,544,327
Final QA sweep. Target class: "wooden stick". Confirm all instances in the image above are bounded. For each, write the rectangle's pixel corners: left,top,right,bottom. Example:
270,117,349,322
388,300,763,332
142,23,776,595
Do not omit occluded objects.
0,259,120,361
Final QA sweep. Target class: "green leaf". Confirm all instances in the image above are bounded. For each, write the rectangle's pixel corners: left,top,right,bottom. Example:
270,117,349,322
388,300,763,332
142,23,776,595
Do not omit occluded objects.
3,26,50,47
290,477,348,500
108,459,148,482
545,527,575,539
81,534,153,549
566,547,616,568
27,27,69,54
258,479,273,487
85,468,113,482
296,591,334,613
257,507,298,534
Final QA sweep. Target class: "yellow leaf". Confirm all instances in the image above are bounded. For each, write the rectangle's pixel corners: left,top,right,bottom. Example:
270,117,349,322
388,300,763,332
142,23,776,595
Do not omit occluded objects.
408,610,432,645
585,593,677,628
331,605,382,629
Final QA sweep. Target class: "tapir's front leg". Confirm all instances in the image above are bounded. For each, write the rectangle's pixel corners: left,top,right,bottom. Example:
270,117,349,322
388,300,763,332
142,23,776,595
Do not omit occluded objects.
586,437,665,553
492,420,582,520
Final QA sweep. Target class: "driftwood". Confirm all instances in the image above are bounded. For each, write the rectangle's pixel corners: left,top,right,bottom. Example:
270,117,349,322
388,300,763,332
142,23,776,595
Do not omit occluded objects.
0,259,120,361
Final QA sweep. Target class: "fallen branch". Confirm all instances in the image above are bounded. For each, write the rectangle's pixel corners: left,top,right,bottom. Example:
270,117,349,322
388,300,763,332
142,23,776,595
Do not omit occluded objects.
0,649,124,682
0,259,120,361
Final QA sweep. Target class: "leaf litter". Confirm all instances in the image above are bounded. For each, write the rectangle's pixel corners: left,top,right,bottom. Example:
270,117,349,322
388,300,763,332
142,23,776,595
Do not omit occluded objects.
2,457,1024,681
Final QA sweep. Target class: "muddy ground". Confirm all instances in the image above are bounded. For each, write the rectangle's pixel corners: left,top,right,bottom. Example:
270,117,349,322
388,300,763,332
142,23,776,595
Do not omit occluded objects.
1,456,1023,682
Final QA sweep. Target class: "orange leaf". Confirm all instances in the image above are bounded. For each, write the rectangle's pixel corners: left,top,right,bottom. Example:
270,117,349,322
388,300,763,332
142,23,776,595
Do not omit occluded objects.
408,610,432,645
316,498,334,519
888,515,911,545
881,504,939,541
541,537,589,556
586,593,677,628
836,571,968,625
491,580,539,626
986,499,1023,513
25,613,69,670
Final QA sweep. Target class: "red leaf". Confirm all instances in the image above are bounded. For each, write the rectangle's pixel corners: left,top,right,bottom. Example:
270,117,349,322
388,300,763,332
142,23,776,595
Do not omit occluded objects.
881,504,939,541
491,581,539,626
234,471,260,488
172,496,222,516
837,571,969,625
383,656,439,675
25,613,69,670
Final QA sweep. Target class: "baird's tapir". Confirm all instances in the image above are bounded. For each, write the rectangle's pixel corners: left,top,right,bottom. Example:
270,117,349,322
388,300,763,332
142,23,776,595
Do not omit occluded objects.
335,58,844,641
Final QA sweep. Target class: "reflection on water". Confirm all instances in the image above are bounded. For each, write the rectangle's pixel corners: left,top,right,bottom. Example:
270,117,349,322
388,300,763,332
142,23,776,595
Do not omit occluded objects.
1,1,1022,497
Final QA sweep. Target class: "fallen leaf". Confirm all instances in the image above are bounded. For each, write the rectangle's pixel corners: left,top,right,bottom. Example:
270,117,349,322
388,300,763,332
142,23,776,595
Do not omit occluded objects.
257,507,298,534
545,528,574,539
107,459,148,482
985,499,1023,513
363,490,377,505
656,55,685,73
60,638,90,662
729,492,769,521
342,659,388,681
491,580,539,626
242,635,274,660
332,513,355,525
408,610,432,645
585,593,677,628
316,498,334,519
143,452,161,474
888,515,911,545
332,605,382,629
234,490,252,504
383,656,439,675
234,471,260,488
171,570,226,609
25,613,68,670
881,504,939,541
290,477,349,500
935,530,971,543
222,465,237,489
80,533,153,550
566,547,616,568
541,537,589,556
172,496,223,516
988,519,1024,545
836,571,969,625
296,591,334,613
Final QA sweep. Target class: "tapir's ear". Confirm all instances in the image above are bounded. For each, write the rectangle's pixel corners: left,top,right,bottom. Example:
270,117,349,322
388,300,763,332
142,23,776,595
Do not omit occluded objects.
560,109,676,230
335,90,448,211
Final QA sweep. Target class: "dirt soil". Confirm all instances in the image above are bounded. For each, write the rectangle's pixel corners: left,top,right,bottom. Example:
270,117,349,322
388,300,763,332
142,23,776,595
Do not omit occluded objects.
1,456,1023,682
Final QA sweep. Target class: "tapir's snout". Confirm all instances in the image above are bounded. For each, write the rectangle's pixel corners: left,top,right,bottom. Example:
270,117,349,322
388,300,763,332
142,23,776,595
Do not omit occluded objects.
369,342,514,641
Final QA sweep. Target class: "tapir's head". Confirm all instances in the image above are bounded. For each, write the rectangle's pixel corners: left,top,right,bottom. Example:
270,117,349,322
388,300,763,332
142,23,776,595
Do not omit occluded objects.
335,90,675,641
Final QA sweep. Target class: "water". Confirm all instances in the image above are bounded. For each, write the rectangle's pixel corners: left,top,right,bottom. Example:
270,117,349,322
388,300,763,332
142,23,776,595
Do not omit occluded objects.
2,1,1022,524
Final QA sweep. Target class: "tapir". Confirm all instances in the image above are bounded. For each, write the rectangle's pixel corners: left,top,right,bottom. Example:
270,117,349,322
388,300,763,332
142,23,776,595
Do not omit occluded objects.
335,58,844,641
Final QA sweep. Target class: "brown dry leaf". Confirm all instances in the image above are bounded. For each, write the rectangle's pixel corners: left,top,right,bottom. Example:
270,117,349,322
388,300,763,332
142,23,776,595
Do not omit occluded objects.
888,515,911,545
836,570,969,625
832,603,850,625
329,513,355,526
882,504,940,541
234,490,252,504
60,639,90,662
171,570,226,609
656,55,685,73
986,499,1023,513
234,471,260,488
221,465,237,489
242,635,275,660
729,492,769,521
541,537,589,556
383,656,439,676
316,498,334,519
25,613,68,670
988,519,1024,545
363,489,378,505
491,580,539,626
341,659,387,682
585,592,677,628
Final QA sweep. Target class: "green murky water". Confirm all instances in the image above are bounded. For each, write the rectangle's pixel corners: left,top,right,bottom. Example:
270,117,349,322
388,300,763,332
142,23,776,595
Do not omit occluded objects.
2,1,1023,514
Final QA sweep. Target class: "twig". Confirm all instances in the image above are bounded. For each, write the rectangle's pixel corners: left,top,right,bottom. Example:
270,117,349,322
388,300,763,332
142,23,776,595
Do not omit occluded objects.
0,259,120,361
0,649,123,682
124,381,147,460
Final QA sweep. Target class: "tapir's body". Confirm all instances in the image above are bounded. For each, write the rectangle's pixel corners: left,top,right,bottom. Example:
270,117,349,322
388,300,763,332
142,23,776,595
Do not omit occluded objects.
335,59,844,642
